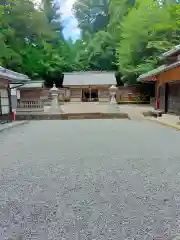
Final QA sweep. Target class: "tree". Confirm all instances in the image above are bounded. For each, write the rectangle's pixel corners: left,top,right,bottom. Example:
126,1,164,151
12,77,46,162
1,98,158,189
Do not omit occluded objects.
73,0,109,36
1,0,179,84
0,0,52,71
115,0,180,83
73,0,116,70
0,0,85,81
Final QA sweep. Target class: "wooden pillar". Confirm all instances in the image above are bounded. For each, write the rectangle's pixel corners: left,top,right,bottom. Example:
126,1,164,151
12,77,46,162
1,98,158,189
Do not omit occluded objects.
164,83,169,113
7,83,12,120
89,86,91,101
156,81,160,110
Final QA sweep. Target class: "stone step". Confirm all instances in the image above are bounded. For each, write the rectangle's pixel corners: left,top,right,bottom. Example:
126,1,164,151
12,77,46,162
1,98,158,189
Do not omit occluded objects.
143,110,163,118
15,112,130,120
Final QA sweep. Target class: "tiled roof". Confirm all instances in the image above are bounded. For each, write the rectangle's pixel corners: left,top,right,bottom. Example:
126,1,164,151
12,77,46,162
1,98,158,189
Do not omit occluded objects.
162,44,180,58
17,72,116,88
63,72,116,86
137,61,180,82
0,66,30,83
18,81,43,89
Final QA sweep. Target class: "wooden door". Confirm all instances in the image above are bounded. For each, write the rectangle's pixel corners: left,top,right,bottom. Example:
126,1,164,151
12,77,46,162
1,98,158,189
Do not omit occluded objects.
168,82,180,114
0,88,11,123
159,84,165,111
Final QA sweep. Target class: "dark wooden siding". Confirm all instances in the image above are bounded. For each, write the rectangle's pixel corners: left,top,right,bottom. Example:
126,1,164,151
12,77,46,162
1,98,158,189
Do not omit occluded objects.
159,84,166,111
0,80,11,123
168,81,180,114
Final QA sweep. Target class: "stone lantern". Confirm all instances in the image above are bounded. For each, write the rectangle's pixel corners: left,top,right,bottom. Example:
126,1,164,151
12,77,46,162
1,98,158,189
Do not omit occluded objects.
109,85,117,104
50,83,58,94
49,83,62,112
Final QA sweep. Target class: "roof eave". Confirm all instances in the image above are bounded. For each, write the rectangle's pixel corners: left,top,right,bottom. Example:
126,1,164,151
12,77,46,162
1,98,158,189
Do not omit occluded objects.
0,76,30,84
9,78,30,84
0,66,30,83
161,45,180,59
63,83,113,86
137,69,163,82
63,71,115,75
18,81,44,89
137,61,180,82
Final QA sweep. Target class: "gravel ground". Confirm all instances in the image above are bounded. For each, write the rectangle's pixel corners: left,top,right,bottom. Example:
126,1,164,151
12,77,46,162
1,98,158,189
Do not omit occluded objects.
0,120,180,240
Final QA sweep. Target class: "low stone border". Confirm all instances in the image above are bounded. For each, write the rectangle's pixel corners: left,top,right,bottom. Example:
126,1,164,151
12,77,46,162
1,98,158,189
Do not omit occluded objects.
143,110,163,118
15,112,130,120
0,121,29,133
156,121,180,131
117,101,150,104
147,118,180,131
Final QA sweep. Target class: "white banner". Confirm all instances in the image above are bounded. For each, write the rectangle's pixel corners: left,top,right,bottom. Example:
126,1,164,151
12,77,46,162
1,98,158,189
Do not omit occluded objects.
17,90,20,99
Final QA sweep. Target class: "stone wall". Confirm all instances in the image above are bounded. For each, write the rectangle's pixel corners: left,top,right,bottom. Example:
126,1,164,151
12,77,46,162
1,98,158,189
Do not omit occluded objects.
15,112,130,120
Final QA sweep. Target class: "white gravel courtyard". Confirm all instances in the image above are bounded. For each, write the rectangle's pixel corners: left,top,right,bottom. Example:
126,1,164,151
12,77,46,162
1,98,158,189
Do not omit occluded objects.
0,120,180,240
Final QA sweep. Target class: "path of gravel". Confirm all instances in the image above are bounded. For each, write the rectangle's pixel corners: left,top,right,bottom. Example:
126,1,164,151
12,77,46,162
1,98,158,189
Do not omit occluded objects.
0,120,180,240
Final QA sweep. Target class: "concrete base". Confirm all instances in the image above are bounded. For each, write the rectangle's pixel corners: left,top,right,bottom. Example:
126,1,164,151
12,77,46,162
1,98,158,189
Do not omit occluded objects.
15,112,130,120
107,104,120,113
16,108,44,112
70,98,81,102
143,110,163,118
0,121,29,132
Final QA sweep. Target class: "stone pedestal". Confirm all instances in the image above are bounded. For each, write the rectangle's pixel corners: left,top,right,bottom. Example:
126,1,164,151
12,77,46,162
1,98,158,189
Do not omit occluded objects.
108,85,119,113
110,95,117,104
109,85,117,104
49,84,63,113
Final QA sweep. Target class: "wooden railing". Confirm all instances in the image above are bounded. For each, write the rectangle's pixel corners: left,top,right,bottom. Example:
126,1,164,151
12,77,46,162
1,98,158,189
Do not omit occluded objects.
17,100,44,111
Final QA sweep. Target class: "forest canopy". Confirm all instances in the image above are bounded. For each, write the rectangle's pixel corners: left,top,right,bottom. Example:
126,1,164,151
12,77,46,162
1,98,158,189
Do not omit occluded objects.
0,0,179,84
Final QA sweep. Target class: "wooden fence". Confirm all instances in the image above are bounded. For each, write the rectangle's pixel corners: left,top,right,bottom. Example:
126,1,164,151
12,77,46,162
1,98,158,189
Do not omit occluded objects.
17,100,44,111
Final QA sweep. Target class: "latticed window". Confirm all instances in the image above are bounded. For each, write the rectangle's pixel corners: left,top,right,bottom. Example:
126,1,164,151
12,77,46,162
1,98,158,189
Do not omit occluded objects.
0,89,10,115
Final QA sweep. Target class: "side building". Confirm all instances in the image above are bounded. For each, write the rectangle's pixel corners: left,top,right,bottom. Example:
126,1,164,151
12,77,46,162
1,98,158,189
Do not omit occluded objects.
138,45,180,114
0,66,29,122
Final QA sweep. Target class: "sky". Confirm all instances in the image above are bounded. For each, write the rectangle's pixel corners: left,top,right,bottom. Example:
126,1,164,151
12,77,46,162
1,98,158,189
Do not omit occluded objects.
33,0,80,41
60,0,81,41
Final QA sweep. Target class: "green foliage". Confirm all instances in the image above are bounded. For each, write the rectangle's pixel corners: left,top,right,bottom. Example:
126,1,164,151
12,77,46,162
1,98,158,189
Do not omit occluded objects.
74,0,109,35
73,0,116,71
115,72,123,86
0,0,179,86
112,0,180,83
73,0,179,82
0,0,88,84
